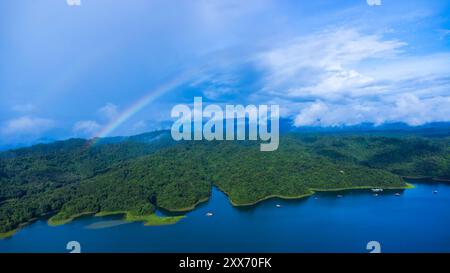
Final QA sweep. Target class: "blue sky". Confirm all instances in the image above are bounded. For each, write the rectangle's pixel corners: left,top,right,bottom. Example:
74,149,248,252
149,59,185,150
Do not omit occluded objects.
1,0,449,146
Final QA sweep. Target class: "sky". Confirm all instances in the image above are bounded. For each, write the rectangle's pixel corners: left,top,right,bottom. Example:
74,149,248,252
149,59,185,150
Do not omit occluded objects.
0,0,449,146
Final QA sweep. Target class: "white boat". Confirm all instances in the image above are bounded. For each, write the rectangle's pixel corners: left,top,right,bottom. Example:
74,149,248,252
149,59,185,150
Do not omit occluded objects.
433,190,438,194
206,212,213,217
395,193,401,196
275,204,281,208
371,188,383,193
337,195,343,198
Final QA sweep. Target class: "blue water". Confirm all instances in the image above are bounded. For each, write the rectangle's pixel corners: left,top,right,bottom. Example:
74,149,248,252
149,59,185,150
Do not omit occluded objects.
1,180,450,253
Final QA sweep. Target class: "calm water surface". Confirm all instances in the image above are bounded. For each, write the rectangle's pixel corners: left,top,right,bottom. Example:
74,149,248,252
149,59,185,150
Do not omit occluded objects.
1,180,449,253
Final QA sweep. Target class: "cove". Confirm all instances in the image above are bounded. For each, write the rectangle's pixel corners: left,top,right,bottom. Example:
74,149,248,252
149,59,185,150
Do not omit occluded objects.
0,180,449,253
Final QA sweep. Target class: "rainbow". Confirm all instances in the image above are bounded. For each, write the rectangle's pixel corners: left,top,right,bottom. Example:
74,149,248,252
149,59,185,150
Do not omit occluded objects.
87,73,190,147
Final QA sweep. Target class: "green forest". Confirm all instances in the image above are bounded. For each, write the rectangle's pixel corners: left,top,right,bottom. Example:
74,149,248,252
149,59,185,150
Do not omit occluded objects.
1,130,449,236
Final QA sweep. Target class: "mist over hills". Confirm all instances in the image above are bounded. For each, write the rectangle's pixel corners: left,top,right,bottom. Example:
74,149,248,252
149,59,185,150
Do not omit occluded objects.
3,119,450,152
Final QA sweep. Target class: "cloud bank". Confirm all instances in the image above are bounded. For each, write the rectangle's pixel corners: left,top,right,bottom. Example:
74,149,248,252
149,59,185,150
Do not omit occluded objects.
1,116,55,136
250,29,450,126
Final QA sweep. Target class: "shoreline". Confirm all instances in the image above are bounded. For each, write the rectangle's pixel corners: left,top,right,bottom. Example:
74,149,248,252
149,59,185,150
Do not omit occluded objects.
402,176,450,183
160,196,211,213
94,211,185,226
218,182,414,208
48,210,185,227
0,200,204,239
0,180,428,239
0,212,56,239
48,211,96,226
0,229,19,240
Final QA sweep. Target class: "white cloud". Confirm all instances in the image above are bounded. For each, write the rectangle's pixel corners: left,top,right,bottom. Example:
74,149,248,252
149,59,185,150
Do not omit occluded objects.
367,0,381,6
294,95,450,127
255,28,450,126
11,103,36,113
71,103,119,137
257,28,405,99
73,120,101,136
294,102,330,126
203,87,238,100
1,116,55,135
97,103,119,121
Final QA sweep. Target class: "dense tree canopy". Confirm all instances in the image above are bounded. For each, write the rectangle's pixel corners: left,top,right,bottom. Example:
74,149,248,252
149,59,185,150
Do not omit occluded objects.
1,131,449,234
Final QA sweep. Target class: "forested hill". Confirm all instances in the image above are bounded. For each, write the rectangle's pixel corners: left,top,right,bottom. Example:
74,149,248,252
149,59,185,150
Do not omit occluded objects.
1,131,449,235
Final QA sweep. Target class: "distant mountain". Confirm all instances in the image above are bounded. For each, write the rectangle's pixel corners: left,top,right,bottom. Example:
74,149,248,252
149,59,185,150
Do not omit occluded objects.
2,120,449,152
290,122,450,137
0,137,59,152
94,130,172,145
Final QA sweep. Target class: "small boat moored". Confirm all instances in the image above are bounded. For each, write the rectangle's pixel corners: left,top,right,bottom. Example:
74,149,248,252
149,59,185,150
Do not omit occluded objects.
275,204,281,208
206,212,213,217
